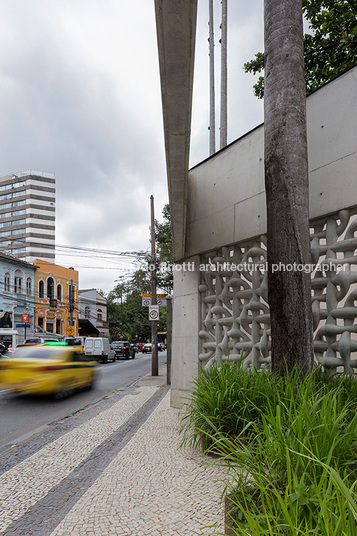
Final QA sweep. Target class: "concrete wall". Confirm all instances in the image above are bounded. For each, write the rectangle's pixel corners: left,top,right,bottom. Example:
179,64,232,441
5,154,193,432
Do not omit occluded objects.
170,67,357,407
185,67,357,258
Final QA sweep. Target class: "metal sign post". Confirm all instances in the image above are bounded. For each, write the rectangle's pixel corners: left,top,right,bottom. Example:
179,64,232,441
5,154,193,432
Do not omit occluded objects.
22,314,29,341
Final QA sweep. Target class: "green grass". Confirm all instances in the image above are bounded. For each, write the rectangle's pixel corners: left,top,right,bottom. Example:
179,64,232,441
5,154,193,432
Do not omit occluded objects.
180,362,357,535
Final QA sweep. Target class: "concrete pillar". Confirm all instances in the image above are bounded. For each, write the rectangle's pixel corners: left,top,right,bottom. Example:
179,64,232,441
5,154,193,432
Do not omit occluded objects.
170,256,200,408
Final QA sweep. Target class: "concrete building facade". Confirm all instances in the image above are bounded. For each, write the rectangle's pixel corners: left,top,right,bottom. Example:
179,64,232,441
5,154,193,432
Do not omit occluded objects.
155,2,357,407
0,170,55,262
169,68,357,407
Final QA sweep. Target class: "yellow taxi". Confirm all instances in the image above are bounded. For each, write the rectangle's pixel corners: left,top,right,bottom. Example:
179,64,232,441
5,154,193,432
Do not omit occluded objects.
0,343,97,399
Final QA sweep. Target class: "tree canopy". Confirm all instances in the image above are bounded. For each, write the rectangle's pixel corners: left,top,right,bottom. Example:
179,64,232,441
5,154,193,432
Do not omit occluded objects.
244,0,357,98
154,203,173,293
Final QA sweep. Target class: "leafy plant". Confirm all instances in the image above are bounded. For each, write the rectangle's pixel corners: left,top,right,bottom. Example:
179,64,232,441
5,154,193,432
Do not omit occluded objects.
180,362,357,534
180,361,287,450
244,0,357,98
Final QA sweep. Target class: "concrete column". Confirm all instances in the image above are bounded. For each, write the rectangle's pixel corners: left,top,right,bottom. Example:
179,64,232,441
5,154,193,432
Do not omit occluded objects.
170,256,200,408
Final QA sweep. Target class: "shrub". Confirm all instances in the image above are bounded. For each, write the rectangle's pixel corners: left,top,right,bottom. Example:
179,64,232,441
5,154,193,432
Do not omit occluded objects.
180,362,357,534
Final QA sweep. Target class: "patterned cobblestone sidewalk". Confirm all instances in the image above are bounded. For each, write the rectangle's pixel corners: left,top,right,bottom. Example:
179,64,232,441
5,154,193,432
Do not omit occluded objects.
0,370,226,536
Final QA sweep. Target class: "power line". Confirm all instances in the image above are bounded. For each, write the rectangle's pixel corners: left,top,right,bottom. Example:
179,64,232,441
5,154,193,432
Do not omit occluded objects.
55,244,146,257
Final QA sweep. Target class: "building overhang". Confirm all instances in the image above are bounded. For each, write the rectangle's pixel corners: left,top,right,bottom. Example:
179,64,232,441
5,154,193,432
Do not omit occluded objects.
78,318,100,337
154,0,197,261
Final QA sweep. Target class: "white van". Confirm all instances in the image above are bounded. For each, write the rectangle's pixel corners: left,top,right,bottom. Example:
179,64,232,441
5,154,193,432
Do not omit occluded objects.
84,337,115,364
0,329,19,352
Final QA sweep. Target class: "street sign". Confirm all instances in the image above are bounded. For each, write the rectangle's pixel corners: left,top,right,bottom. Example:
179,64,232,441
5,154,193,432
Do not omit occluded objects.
22,314,29,323
142,293,166,298
142,296,167,307
67,326,75,336
149,305,159,321
16,323,30,328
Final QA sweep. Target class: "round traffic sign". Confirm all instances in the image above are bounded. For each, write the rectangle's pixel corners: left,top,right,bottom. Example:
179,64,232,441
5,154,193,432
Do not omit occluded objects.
149,308,159,321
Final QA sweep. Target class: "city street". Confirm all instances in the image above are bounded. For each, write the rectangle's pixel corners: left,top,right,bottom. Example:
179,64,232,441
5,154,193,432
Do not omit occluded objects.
0,365,226,536
0,351,167,450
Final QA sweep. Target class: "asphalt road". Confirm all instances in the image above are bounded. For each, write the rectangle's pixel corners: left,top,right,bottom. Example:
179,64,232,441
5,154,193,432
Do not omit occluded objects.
0,351,167,450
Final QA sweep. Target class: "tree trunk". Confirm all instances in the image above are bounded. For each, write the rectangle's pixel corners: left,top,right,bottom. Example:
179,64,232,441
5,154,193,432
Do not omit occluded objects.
264,0,313,376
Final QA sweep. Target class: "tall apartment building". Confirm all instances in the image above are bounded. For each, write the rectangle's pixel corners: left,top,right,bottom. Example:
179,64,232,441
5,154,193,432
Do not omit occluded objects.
0,170,55,262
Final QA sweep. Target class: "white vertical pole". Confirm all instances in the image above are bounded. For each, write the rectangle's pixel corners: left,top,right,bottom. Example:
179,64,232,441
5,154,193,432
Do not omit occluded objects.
220,0,228,149
209,0,216,155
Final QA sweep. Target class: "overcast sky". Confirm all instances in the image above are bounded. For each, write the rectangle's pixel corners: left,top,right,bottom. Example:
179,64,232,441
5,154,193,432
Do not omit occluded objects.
0,0,264,294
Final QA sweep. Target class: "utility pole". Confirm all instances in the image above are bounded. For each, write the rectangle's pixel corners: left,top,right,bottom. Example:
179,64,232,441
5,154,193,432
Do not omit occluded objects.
220,0,228,149
69,280,74,335
150,195,158,376
219,0,227,149
209,0,216,155
120,288,123,339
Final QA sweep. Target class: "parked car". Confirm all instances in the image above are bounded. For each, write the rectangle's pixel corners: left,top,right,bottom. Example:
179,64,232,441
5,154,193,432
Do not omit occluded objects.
0,345,97,398
142,343,152,354
111,341,136,359
84,337,115,364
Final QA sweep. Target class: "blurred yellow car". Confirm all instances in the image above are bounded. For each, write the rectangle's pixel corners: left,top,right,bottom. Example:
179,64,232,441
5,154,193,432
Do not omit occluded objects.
0,344,97,399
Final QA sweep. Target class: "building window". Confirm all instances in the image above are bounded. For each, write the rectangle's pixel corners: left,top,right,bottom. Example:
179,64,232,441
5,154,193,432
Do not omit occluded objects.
39,280,44,298
0,231,11,236
12,200,25,207
13,181,26,189
12,209,26,216
0,221,11,228
46,321,54,333
56,319,61,334
97,309,103,322
38,317,44,329
57,284,62,301
0,184,12,192
12,229,25,235
85,306,90,319
14,269,23,294
26,277,32,297
4,272,10,292
47,277,54,299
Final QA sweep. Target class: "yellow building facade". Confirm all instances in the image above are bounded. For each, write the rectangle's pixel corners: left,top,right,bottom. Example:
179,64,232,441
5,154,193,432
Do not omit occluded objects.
35,260,79,337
